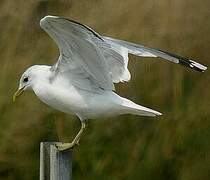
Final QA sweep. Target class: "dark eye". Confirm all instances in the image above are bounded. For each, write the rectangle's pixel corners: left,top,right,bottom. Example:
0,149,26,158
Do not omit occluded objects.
23,77,28,82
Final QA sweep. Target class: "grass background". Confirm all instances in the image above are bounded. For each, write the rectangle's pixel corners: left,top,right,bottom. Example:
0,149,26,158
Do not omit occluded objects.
0,0,210,179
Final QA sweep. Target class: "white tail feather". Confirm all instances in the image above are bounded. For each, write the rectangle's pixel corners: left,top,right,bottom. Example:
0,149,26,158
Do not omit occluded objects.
120,98,162,117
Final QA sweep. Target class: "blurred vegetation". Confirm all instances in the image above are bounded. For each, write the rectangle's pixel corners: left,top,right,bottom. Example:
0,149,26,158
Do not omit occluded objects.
0,0,210,179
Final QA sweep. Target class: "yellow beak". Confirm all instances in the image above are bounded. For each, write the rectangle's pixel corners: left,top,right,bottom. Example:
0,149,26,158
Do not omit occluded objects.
13,87,25,102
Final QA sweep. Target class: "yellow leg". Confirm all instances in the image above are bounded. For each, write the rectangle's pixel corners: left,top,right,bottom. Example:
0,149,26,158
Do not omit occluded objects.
56,121,87,151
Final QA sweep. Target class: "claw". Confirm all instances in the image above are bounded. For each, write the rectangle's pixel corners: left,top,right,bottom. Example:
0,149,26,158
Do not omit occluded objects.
55,121,86,151
55,142,76,151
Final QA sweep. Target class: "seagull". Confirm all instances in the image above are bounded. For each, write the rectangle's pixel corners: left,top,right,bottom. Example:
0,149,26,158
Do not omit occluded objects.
13,15,207,151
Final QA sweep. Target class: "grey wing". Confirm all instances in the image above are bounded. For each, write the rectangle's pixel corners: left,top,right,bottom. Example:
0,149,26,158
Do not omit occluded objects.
103,36,207,72
40,15,207,93
40,15,114,92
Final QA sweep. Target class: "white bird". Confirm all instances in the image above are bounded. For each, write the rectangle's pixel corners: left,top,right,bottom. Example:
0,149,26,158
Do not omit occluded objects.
13,15,207,151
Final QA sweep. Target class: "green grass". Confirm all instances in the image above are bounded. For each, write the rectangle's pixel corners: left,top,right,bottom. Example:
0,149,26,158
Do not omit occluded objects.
0,0,210,179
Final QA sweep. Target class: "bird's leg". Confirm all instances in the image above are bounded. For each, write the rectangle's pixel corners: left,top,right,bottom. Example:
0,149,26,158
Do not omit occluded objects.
71,120,87,145
56,120,87,151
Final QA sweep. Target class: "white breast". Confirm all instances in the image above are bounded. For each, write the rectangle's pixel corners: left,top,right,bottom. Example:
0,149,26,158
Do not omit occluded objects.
33,80,88,115
32,79,124,120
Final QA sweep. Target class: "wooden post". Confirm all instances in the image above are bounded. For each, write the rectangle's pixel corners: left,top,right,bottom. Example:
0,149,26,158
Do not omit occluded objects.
40,142,72,180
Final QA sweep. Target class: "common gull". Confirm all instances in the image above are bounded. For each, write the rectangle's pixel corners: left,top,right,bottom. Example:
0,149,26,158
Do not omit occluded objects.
13,15,207,150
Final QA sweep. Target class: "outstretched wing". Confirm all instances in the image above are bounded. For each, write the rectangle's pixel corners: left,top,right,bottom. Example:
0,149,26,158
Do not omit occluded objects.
40,15,115,92
103,36,207,72
40,15,207,92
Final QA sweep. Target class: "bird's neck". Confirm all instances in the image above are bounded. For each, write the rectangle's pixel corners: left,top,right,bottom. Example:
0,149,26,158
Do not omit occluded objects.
31,65,52,89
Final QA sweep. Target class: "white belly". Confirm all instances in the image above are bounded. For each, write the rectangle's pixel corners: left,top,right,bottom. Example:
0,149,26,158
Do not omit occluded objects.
32,82,123,120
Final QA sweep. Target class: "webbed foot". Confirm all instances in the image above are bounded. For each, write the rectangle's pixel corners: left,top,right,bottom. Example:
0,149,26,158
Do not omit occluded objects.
55,142,79,151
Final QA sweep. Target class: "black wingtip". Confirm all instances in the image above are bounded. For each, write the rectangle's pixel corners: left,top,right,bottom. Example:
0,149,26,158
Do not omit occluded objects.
158,50,207,72
181,59,207,72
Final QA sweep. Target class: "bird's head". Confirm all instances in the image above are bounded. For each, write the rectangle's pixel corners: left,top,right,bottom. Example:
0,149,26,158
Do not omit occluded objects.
13,65,50,102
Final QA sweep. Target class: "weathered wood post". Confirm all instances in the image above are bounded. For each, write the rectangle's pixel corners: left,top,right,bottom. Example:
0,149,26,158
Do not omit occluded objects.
40,142,73,180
